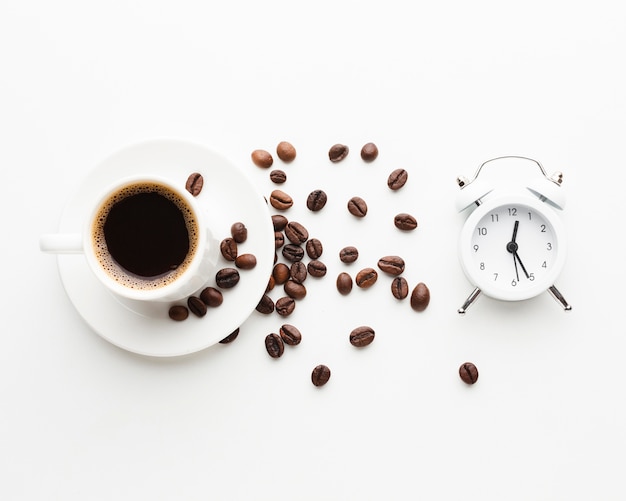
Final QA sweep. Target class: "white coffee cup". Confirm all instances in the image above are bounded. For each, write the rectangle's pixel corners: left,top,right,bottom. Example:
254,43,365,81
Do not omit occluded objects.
40,175,218,302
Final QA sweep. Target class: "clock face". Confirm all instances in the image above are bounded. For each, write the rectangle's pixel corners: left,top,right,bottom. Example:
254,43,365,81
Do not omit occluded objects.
459,196,566,301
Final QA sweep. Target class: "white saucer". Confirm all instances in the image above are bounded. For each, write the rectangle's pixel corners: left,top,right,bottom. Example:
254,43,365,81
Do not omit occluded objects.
55,139,274,357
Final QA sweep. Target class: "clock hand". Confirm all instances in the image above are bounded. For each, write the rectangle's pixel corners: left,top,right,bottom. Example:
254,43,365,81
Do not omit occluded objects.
514,251,530,279
513,252,520,281
511,220,519,243
507,220,523,281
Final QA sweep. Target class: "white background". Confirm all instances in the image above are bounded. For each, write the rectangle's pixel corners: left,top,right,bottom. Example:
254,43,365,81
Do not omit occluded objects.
2,1,625,499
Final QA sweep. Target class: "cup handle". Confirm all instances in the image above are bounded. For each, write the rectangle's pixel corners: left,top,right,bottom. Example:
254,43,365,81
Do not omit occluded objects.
39,233,84,254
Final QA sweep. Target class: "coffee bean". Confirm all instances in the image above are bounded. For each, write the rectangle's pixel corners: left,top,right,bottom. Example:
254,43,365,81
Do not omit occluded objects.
269,189,294,210
410,282,430,311
276,296,296,316
305,238,323,259
273,262,290,285
377,255,405,276
290,261,307,283
394,213,418,231
235,253,257,270
274,231,285,249
349,326,375,347
215,268,240,289
387,169,408,190
200,286,223,307
306,189,328,211
307,260,327,277
284,280,307,300
360,142,378,162
187,296,207,317
459,362,479,384
285,221,309,244
390,277,409,300
279,324,302,345
230,222,248,243
256,294,275,314
219,328,240,344
251,149,273,168
282,244,304,262
347,196,368,217
185,172,204,196
336,272,353,295
355,268,378,288
265,333,284,358
270,169,287,184
311,364,331,386
168,305,189,321
276,141,296,162
339,246,359,263
220,237,238,261
266,275,275,292
328,143,349,162
272,214,288,231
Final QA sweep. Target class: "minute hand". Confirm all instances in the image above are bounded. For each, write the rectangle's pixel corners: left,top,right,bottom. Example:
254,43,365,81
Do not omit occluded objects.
514,251,530,279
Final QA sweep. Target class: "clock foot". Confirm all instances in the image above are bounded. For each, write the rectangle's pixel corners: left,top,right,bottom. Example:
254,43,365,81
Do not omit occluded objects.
458,287,482,315
548,285,572,311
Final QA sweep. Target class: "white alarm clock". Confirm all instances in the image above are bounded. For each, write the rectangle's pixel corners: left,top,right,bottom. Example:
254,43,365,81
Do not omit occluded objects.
456,156,571,314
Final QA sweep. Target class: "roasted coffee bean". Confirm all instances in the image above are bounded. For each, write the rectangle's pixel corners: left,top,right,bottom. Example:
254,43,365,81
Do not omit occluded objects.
265,333,284,358
219,328,240,344
355,268,378,288
349,326,375,347
410,282,431,311
251,149,273,168
390,277,409,300
307,260,327,277
269,189,294,210
285,221,309,244
279,324,302,345
270,169,287,184
284,280,307,300
311,364,331,386
168,305,189,321
336,272,353,295
360,142,378,162
200,286,223,307
187,296,207,317
387,168,408,190
235,253,257,270
272,262,290,285
215,268,240,289
328,143,349,162
272,214,288,231
282,244,304,262
185,172,204,196
377,255,405,276
276,296,296,316
220,237,238,261
347,196,368,217
274,231,285,249
459,362,479,384
305,238,323,259
290,261,307,283
256,294,275,314
394,213,418,231
306,189,328,211
230,222,248,243
266,275,275,292
276,141,296,162
339,246,359,263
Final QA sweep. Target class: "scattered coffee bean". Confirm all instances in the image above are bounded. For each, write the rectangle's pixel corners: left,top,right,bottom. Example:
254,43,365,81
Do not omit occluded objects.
311,364,331,386
306,189,328,211
390,277,409,300
251,149,273,168
256,294,275,314
270,189,294,210
279,324,302,345
377,255,405,276
265,333,284,358
347,196,368,217
394,213,418,231
282,244,304,262
349,326,375,347
276,296,296,316
266,275,275,292
220,238,238,261
355,267,378,288
307,260,327,277
168,305,189,321
336,272,353,295
219,328,240,344
339,246,359,263
360,142,378,162
459,362,479,384
276,141,296,162
230,222,248,243
200,286,223,307
270,169,287,184
410,282,430,311
305,238,323,259
290,261,308,283
272,214,289,231
235,253,257,270
285,221,309,244
187,296,207,317
185,172,204,196
328,143,349,162
274,231,285,249
387,169,408,190
273,263,290,285
215,268,240,289
284,280,307,300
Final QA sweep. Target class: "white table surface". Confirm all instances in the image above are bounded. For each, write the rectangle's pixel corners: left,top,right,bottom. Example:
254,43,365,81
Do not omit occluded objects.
2,1,625,499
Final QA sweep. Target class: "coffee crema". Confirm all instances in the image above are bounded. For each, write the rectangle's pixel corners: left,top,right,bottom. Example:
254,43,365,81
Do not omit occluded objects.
91,182,199,290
